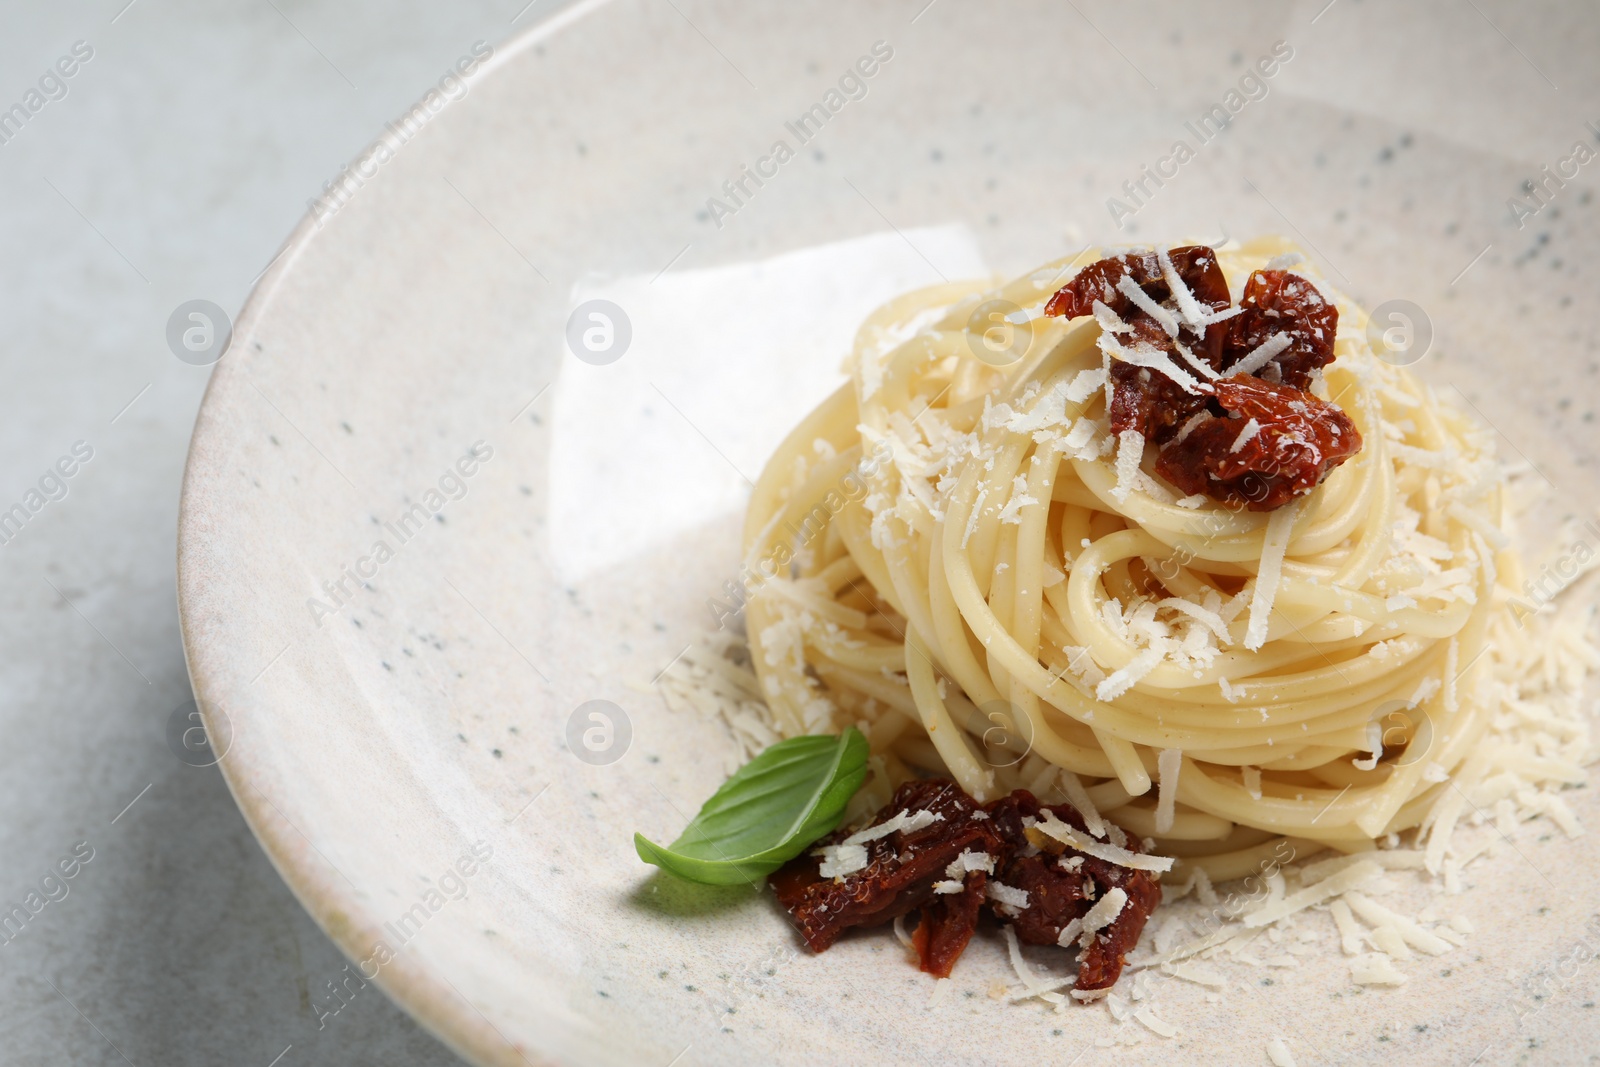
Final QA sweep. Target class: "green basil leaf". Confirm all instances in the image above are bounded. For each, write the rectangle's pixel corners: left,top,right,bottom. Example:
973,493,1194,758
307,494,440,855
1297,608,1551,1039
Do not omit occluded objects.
634,727,869,886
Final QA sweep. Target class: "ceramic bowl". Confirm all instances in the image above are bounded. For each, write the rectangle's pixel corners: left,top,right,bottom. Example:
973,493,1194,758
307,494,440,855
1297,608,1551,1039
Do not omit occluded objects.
178,2,1600,1063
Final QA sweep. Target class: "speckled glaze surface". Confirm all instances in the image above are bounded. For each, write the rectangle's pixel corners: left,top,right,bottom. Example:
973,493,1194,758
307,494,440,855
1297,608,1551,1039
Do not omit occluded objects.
177,2,1600,1064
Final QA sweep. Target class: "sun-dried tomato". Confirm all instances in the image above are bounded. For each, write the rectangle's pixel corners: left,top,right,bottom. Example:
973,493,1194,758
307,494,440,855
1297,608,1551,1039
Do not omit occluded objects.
909,874,987,979
1045,247,1232,442
1154,375,1363,511
767,778,1004,976
986,791,1161,993
769,779,1163,994
1045,246,1231,329
1105,318,1216,444
1222,269,1339,389
1036,247,1362,509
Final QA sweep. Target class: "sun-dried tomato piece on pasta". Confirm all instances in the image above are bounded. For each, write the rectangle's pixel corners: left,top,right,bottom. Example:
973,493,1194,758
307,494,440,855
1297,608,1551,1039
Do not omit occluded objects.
1045,246,1232,442
1222,269,1339,390
1104,317,1217,444
1154,374,1362,511
1044,246,1231,328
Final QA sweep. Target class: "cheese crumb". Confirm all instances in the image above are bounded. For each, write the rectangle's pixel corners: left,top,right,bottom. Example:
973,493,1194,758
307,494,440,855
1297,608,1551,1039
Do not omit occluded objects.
1079,887,1129,948
987,881,1031,916
1112,429,1145,503
1246,500,1300,650
1266,1036,1298,1066
1350,953,1409,986
816,809,944,878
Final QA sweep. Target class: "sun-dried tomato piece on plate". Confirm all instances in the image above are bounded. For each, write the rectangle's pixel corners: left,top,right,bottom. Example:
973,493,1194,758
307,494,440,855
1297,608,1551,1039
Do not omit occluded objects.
768,778,1006,978
909,871,988,980
985,791,1162,994
1222,269,1340,390
1154,374,1363,511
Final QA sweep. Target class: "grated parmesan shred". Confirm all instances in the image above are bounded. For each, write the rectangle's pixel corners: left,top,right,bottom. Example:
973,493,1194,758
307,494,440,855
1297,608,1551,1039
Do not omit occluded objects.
1033,812,1174,873
1350,953,1409,986
1266,1036,1298,1066
816,809,943,878
1079,887,1129,949
1245,500,1300,650
1154,749,1182,834
1226,332,1293,377
1227,417,1262,454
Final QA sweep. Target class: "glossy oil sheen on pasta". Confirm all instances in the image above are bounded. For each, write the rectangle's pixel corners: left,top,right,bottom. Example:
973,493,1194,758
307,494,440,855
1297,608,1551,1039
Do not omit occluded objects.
734,237,1591,882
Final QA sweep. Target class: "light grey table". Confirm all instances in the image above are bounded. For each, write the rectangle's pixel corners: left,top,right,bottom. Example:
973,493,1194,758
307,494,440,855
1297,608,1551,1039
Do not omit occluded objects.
3,2,1596,1065
0,2,570,1063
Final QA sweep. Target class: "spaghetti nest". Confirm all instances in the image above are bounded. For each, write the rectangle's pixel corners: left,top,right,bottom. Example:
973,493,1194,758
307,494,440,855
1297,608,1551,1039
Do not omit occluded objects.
740,238,1558,881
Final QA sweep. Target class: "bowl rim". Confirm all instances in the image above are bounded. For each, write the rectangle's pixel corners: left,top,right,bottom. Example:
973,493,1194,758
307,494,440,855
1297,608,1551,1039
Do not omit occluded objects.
176,3,615,1064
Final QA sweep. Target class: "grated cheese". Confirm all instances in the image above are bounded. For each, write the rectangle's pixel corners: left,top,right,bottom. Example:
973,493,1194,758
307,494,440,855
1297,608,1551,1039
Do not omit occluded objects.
1115,273,1180,337
1266,1036,1298,1066
892,913,913,950
948,849,996,877
1058,770,1107,839
1091,299,1134,335
1342,892,1452,956
997,474,1039,524
1174,341,1222,383
1370,924,1412,960
1000,923,1069,1002
1329,899,1364,956
1099,332,1209,395
1350,953,1409,986
1155,598,1230,644
1065,367,1108,404
1096,647,1164,702
1156,245,1209,329
1228,418,1262,454
816,809,944,878
987,881,1031,915
1158,960,1226,988
1110,428,1146,505
1134,1006,1178,1038
1173,410,1212,444
1226,332,1293,376
1245,500,1300,651
1079,887,1129,949
817,843,868,879
1242,860,1381,928
1155,749,1182,834
1032,812,1175,873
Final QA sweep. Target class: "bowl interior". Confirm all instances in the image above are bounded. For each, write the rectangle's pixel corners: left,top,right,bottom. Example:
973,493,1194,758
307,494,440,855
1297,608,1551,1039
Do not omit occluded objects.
178,3,1600,1064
